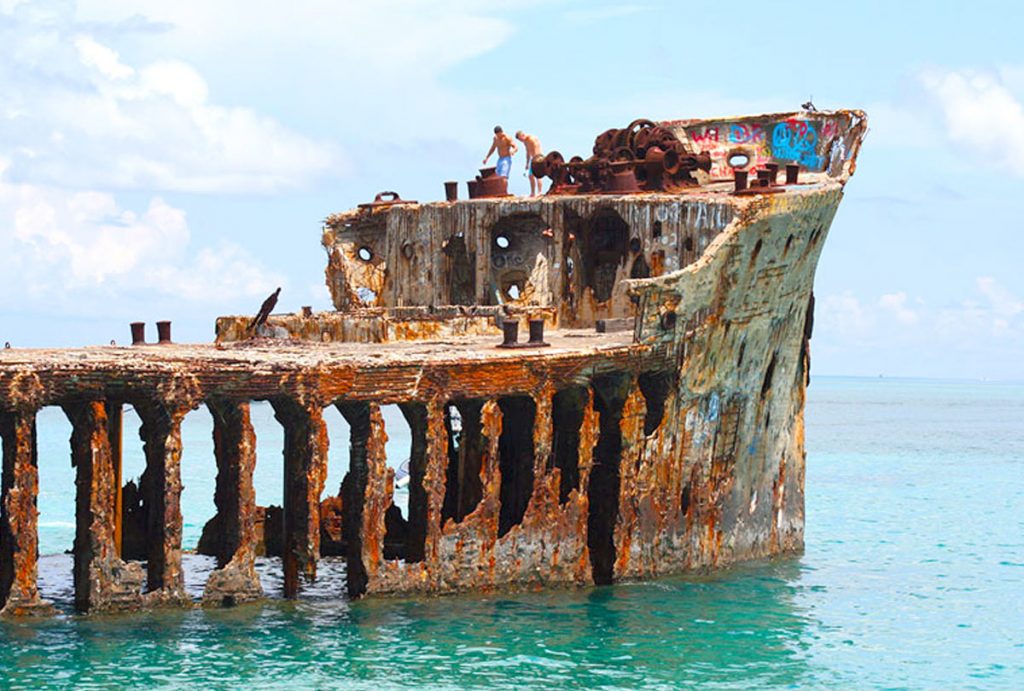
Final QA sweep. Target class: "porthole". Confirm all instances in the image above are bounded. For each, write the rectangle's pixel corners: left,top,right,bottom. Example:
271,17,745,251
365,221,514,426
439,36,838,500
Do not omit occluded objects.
727,151,750,169
357,246,373,262
401,242,415,259
495,235,511,250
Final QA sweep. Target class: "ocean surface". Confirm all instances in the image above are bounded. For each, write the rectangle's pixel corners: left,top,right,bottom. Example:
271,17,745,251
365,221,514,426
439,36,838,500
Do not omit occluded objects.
1,376,1022,689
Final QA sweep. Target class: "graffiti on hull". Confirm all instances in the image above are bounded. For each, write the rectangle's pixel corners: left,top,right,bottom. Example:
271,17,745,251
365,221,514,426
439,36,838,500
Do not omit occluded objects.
684,117,832,178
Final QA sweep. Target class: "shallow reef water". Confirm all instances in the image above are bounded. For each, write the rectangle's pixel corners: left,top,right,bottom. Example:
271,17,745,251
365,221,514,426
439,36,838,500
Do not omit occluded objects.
1,377,1022,689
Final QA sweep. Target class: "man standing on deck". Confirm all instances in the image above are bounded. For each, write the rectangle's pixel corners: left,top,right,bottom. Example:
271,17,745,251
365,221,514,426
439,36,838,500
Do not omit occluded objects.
516,130,543,196
483,125,518,179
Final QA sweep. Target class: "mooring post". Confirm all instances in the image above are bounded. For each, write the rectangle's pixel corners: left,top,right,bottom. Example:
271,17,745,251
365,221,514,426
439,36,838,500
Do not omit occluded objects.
203,399,263,606
0,409,55,616
63,401,144,613
272,398,328,599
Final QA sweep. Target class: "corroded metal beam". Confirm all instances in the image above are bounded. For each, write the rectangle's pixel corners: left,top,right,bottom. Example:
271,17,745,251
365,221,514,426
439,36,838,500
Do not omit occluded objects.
136,400,190,606
63,401,144,613
272,398,328,598
203,399,263,606
0,410,54,616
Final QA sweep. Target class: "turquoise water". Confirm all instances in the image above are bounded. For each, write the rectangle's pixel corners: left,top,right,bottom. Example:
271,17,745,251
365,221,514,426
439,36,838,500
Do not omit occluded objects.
2,377,1022,688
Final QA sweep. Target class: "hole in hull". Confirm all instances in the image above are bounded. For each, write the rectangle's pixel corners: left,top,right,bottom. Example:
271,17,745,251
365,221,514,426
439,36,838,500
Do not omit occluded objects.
497,396,536,538
552,386,587,504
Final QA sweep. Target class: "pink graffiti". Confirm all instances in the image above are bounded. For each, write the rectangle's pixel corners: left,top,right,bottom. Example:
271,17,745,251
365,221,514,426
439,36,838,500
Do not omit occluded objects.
689,127,719,145
689,121,793,179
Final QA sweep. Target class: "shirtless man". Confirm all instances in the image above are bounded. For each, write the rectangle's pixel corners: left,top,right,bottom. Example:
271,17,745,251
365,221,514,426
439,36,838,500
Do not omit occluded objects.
483,125,518,179
516,130,543,196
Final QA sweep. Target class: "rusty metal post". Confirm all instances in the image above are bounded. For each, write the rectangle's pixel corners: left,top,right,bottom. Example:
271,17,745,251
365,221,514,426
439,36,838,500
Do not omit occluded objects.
63,401,144,613
135,401,190,606
130,322,146,345
444,181,458,202
359,404,389,584
104,402,123,557
527,318,548,346
420,399,449,581
765,162,779,184
336,401,370,598
500,319,519,347
734,170,748,192
0,410,54,616
203,399,263,606
272,398,329,599
785,164,800,184
613,381,646,579
156,321,172,344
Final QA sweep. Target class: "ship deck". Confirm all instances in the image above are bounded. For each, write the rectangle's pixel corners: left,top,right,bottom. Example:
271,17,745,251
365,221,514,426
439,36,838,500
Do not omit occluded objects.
0,328,641,406
329,177,840,220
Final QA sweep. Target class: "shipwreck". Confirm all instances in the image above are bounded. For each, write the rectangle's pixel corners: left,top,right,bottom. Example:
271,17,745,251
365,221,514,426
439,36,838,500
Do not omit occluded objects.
0,110,867,614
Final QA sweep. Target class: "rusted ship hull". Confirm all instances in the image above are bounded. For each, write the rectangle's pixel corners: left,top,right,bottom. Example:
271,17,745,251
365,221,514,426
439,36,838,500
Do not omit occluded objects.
0,110,866,613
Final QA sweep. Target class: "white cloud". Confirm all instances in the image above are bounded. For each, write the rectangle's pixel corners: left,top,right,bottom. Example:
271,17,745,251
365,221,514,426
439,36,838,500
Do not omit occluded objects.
816,279,1023,377
74,35,134,80
0,160,283,314
976,276,1023,319
0,6,339,193
878,291,919,325
74,1,516,76
921,69,1024,174
819,290,874,338
59,0,529,159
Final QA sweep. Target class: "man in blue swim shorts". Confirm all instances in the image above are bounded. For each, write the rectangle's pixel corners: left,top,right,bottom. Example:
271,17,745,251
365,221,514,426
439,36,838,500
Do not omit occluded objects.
483,125,518,178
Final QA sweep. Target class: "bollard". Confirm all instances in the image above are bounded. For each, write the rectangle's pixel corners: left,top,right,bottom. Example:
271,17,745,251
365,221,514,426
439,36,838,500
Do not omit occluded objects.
785,164,800,184
444,181,458,202
734,169,748,192
499,319,519,347
301,305,313,318
527,318,549,346
130,322,146,346
467,179,480,199
765,163,779,184
156,320,172,344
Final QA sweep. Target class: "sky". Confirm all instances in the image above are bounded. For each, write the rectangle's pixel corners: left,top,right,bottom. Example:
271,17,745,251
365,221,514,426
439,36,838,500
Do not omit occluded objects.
0,0,1021,380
